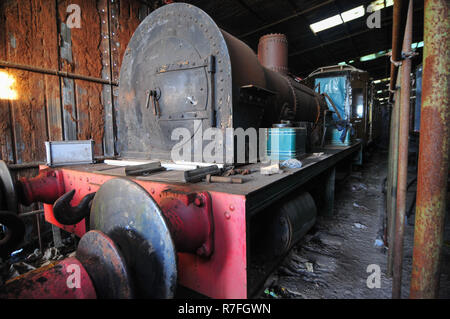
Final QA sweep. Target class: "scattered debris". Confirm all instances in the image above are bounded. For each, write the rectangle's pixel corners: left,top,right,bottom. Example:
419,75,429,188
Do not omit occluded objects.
10,249,23,257
223,168,253,177
281,159,303,169
43,247,64,261
260,163,283,175
374,238,385,247
312,152,324,157
9,262,36,280
280,287,307,299
350,172,363,180
264,288,279,298
353,223,367,230
351,183,368,191
305,262,314,273
353,202,370,211
26,249,42,263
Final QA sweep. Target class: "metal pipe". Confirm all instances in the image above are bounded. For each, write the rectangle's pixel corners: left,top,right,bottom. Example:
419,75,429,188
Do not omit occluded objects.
7,162,45,170
0,60,118,86
258,34,289,75
387,76,401,277
410,0,449,299
392,0,414,299
36,213,43,252
18,209,44,218
389,0,409,95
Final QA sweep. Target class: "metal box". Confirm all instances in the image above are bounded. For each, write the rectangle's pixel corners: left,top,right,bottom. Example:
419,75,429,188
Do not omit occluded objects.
45,140,95,166
267,127,307,160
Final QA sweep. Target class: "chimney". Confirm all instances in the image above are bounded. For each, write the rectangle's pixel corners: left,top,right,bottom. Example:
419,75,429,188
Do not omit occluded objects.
257,33,289,75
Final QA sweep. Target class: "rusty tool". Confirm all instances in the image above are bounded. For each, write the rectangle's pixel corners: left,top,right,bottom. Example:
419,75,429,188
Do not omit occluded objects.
223,168,253,177
184,165,221,183
125,162,165,176
205,174,243,184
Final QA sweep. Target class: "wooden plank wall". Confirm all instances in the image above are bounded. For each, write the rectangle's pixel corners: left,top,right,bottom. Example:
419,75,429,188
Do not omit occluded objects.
0,0,163,165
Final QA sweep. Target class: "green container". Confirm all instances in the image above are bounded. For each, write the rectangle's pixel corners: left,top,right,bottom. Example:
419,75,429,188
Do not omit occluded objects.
267,127,307,160
325,127,352,146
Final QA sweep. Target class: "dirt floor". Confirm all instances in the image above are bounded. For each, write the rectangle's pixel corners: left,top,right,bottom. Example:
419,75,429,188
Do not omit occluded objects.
260,148,450,299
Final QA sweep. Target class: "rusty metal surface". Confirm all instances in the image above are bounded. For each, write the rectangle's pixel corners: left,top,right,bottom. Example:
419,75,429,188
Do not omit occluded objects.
0,257,96,299
392,0,414,299
0,60,118,85
90,178,177,298
116,3,324,162
17,168,65,206
258,33,289,75
76,230,134,299
40,142,358,298
389,0,409,95
410,0,449,299
117,3,234,160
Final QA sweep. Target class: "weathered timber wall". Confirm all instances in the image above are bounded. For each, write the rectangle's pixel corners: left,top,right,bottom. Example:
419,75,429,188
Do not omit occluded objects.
0,0,164,164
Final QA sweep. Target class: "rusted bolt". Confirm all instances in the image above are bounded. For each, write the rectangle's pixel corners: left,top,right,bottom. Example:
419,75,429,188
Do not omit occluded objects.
224,212,231,220
194,197,203,207
150,188,155,195
229,204,235,211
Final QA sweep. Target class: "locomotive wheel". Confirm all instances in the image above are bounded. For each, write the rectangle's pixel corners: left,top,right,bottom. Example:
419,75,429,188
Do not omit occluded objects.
76,230,134,299
0,160,17,212
0,211,25,259
90,178,177,299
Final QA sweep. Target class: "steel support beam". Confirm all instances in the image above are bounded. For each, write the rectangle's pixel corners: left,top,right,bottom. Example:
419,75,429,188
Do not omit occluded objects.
410,0,449,299
387,74,401,277
392,0,414,299
389,0,409,95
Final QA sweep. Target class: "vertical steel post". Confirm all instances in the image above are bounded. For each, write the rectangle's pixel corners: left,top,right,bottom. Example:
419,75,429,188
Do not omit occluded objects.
35,214,43,252
389,0,408,95
392,0,414,299
410,0,449,299
387,82,401,276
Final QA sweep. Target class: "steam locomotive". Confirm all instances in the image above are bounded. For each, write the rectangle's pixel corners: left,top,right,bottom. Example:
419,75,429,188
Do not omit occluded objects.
0,3,377,299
